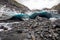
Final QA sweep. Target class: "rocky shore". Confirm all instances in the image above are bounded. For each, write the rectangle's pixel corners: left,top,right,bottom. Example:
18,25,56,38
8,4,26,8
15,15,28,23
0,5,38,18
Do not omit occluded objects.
0,16,60,40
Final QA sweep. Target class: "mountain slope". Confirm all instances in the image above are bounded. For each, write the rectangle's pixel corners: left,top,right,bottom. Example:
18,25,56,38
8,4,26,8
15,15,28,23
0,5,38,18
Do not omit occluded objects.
0,0,30,12
51,3,60,13
51,3,60,10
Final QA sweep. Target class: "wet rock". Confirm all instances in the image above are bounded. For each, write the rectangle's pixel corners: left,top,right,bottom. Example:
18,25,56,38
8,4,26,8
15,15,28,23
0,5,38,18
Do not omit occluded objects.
0,26,4,29
16,29,23,33
3,27,8,30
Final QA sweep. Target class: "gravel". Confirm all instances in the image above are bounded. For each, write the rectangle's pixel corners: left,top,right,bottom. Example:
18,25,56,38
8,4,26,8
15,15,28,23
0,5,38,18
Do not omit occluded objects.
0,16,60,40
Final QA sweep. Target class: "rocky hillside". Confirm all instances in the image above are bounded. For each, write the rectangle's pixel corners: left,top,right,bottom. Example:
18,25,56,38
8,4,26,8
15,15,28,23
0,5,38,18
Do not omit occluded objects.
0,0,30,12
51,3,60,13
51,3,60,10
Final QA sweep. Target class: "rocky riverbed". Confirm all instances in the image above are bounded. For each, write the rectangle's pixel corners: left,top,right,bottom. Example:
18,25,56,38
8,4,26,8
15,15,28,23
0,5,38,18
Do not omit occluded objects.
0,0,60,40
0,16,60,40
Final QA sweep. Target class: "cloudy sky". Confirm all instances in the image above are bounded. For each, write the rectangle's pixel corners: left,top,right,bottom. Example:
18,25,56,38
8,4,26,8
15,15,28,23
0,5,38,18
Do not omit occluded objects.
15,0,60,10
